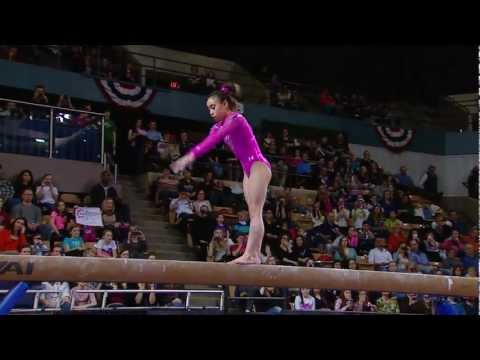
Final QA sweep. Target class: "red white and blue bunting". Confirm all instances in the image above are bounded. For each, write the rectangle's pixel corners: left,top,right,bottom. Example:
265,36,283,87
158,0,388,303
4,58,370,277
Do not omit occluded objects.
95,79,156,109
375,126,415,152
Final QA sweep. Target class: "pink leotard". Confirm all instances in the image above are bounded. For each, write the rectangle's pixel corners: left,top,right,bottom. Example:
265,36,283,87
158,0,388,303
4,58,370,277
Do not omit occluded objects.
188,112,271,177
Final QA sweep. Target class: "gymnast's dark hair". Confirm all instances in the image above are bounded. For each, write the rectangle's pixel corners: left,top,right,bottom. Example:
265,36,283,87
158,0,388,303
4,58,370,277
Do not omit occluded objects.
208,83,239,111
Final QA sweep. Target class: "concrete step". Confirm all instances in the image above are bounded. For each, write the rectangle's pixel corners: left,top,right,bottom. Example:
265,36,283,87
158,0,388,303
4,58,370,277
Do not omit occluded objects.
148,243,191,252
126,199,154,207
130,213,164,220
147,233,186,242
130,207,163,215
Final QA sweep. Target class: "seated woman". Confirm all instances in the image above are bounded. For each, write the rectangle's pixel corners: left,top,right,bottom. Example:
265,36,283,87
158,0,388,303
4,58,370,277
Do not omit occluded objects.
192,189,212,216
335,289,354,312
101,198,130,242
35,173,59,214
207,229,233,262
333,236,358,263
62,225,85,257
277,234,298,266
49,201,71,239
294,288,316,311
353,290,376,313
423,232,442,262
292,235,314,267
125,226,147,259
71,282,98,310
376,292,400,314
393,244,411,272
313,289,333,310
95,228,118,258
0,217,27,253
228,234,248,261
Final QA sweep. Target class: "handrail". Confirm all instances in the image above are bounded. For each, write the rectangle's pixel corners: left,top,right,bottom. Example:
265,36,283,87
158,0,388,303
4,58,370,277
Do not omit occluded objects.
0,97,105,116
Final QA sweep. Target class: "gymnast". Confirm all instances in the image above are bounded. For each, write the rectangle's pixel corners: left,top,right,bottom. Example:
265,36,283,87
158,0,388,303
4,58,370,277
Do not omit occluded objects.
170,85,271,264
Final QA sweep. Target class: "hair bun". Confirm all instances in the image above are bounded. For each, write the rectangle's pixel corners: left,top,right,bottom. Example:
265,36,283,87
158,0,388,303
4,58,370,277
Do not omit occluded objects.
219,83,234,96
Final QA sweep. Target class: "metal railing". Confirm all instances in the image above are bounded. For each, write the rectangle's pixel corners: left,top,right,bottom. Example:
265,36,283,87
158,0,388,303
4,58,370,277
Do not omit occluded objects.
0,288,225,313
0,97,109,165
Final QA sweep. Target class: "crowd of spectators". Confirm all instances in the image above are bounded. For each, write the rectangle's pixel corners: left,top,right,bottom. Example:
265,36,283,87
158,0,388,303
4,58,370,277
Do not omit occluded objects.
147,125,478,314
0,166,185,312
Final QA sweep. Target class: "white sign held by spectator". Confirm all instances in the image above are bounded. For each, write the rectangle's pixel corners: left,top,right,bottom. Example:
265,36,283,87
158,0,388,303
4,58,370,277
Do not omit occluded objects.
75,207,103,227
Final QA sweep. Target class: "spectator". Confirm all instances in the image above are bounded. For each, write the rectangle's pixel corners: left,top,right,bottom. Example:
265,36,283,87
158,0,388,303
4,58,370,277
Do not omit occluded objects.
57,95,74,109
383,210,402,233
232,210,250,238
125,226,147,259
32,85,49,105
11,189,42,234
191,205,216,260
292,235,314,267
274,196,289,222
345,226,359,249
145,120,163,143
387,226,407,253
50,245,63,256
95,229,118,258
441,230,465,256
0,198,10,230
312,212,341,249
277,85,292,108
353,290,377,313
461,226,478,246
334,289,354,312
376,292,400,314
319,88,336,114
32,233,49,256
35,174,59,213
465,165,478,199
0,217,27,253
294,288,315,311
398,293,428,314
39,281,71,312
205,71,217,91
394,166,415,189
207,229,233,262
89,170,119,207
100,282,137,308
423,232,442,262
452,266,464,277
71,104,95,127
368,237,393,268
381,190,397,216
263,209,280,257
333,200,350,229
419,165,439,196
0,164,15,204
431,213,453,242
313,289,333,310
133,283,157,307
103,110,117,158
351,199,370,229
278,234,298,266
208,180,235,207
408,239,432,274
62,225,85,257
177,170,197,199
253,287,285,314
357,222,376,256
169,190,194,233
127,118,147,174
333,236,358,263
49,201,71,238
101,198,130,241
178,131,194,157
460,244,478,271
465,266,478,278
440,248,463,274
71,282,97,310
11,170,36,208
447,211,467,235
368,206,385,233
192,190,212,215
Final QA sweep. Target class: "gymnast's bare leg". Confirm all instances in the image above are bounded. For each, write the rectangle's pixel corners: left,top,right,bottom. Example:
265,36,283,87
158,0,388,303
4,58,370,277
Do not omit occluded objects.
229,161,271,265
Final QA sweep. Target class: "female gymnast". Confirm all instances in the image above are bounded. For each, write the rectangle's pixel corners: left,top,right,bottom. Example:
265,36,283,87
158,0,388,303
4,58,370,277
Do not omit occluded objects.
170,85,271,265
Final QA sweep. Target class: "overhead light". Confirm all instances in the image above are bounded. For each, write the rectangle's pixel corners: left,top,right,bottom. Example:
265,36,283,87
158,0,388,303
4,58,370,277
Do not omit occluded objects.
35,138,47,143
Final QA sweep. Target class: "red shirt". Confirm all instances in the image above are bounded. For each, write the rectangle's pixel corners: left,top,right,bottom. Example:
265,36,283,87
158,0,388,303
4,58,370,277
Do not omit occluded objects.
387,232,406,253
0,229,27,252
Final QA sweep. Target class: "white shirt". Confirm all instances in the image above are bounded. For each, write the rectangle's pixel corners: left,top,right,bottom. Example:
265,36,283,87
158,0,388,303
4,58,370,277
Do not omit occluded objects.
95,239,117,253
36,185,59,205
368,248,393,264
294,295,315,311
352,208,370,229
334,208,350,228
40,282,70,308
170,198,194,216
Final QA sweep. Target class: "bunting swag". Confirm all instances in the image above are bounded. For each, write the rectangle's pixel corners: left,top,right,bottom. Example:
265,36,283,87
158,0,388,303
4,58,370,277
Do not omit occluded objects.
375,126,415,152
95,79,156,109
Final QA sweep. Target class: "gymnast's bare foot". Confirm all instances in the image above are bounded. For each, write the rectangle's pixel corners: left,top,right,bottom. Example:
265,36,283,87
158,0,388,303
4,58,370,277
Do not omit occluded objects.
229,254,262,265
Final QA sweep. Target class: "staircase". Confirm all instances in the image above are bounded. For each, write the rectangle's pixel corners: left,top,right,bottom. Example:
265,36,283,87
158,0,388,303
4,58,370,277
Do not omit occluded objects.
118,174,223,310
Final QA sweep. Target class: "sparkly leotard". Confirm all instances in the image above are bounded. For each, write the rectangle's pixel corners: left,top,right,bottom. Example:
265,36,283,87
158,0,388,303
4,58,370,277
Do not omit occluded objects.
188,112,271,177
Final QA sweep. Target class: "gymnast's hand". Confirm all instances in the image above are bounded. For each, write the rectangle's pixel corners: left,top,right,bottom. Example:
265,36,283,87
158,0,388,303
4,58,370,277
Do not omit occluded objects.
170,153,194,174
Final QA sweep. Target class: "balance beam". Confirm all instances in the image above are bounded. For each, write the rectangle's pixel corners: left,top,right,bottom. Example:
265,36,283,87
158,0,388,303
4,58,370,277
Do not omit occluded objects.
0,255,477,297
